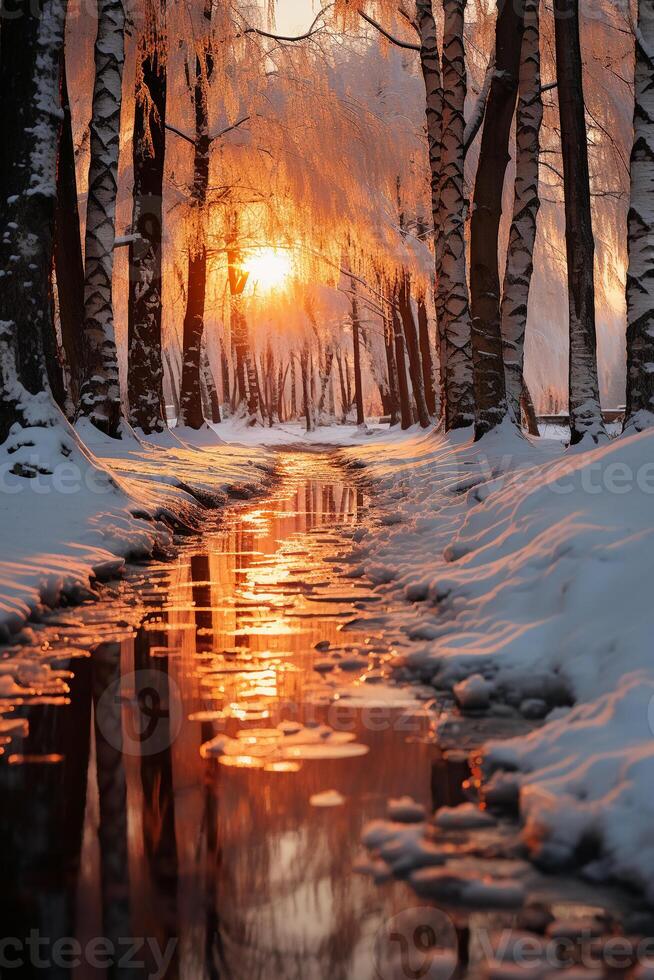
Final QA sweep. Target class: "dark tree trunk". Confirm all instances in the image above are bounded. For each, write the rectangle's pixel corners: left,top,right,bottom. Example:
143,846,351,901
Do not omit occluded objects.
554,0,605,444
221,340,231,413
351,290,365,426
470,0,525,438
55,52,85,410
417,294,437,417
301,347,314,432
165,350,180,420
178,7,212,430
391,289,413,430
398,276,430,427
0,0,67,447
178,245,207,429
383,309,401,426
520,378,540,436
290,355,298,417
127,2,167,434
201,342,221,424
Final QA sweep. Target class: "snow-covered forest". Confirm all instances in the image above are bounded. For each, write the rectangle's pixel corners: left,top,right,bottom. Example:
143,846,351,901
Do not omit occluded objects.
2,0,654,976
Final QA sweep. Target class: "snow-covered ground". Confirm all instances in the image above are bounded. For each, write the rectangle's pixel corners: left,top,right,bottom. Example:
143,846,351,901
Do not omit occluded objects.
0,417,273,640
339,423,654,902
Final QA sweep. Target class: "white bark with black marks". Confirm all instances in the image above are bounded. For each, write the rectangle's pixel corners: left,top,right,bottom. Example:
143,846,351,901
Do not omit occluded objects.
554,0,606,444
625,0,654,432
501,0,543,423
0,0,68,449
438,0,475,430
78,0,126,438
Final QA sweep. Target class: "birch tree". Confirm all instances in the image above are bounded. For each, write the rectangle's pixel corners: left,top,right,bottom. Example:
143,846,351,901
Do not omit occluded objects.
625,0,654,432
0,0,68,448
438,0,475,430
178,30,213,429
470,0,525,437
127,0,168,434
78,0,126,438
55,52,85,411
554,0,606,444
500,0,543,425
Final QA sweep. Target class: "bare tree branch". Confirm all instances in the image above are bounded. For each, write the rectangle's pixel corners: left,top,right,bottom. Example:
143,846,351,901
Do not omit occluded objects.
243,5,333,42
210,115,251,142
357,9,421,51
165,122,195,147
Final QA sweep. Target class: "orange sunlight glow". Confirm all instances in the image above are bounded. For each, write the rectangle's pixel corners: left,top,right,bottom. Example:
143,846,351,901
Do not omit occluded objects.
243,248,292,292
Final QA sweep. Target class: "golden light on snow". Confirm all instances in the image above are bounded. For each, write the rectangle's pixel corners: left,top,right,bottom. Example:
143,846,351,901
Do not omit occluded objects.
243,248,292,292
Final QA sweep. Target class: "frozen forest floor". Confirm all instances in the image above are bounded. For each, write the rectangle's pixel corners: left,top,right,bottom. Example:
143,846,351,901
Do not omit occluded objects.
2,414,654,906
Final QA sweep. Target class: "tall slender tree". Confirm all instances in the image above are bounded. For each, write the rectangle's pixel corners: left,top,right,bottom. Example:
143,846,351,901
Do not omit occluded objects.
625,0,654,432
0,0,68,447
78,0,126,438
438,0,475,430
127,0,168,434
470,0,525,437
398,276,430,427
178,15,213,429
554,0,606,444
55,51,85,411
351,287,366,426
500,0,543,425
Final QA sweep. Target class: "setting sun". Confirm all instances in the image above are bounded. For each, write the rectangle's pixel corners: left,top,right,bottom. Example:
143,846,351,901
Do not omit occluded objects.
243,248,292,292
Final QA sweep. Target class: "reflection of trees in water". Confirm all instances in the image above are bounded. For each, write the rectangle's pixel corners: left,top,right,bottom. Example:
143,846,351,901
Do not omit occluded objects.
0,460,415,980
133,624,181,979
0,655,92,978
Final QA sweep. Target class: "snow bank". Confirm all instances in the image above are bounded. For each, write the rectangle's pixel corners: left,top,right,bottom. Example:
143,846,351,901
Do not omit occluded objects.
342,425,654,901
0,418,272,639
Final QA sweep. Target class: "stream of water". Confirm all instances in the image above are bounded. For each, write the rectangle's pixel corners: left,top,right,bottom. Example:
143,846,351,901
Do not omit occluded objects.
0,451,649,980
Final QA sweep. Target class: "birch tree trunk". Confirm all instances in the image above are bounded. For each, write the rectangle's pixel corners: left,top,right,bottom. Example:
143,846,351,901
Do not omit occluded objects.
438,0,475,430
500,0,543,425
127,1,168,434
415,1,447,406
398,276,430,427
470,0,525,437
417,294,437,416
201,342,221,424
178,30,212,429
391,288,413,430
384,311,401,426
78,0,126,438
351,289,365,426
55,52,85,411
554,0,606,444
0,0,68,448
625,1,654,432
